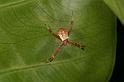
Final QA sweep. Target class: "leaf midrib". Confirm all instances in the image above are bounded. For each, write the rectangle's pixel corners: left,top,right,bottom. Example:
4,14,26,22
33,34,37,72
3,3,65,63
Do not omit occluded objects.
0,55,87,75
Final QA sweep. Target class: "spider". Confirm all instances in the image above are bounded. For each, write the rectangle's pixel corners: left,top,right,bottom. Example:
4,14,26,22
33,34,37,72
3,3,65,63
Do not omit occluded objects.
47,20,85,62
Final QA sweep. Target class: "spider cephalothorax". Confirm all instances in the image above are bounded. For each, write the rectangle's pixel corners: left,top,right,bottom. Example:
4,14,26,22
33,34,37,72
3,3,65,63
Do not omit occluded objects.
58,28,69,41
47,20,85,62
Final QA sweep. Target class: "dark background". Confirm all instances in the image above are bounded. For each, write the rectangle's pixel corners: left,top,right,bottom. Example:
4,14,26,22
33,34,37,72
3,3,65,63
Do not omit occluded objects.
110,19,124,82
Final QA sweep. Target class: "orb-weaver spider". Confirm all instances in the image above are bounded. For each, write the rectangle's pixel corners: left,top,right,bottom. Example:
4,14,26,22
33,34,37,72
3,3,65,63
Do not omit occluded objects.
47,20,85,62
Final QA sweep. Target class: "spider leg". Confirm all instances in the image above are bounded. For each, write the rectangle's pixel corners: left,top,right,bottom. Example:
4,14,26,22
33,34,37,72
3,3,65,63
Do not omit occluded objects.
47,42,65,62
68,40,85,50
68,20,74,35
68,11,74,34
47,27,61,40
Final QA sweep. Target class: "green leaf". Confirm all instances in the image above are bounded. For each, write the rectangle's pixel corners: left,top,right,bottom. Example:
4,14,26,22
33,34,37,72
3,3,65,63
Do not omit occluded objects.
103,0,124,25
0,0,116,82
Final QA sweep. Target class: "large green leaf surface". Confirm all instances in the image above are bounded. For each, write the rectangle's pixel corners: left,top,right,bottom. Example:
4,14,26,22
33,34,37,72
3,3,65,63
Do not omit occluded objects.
0,0,116,82
104,0,124,25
